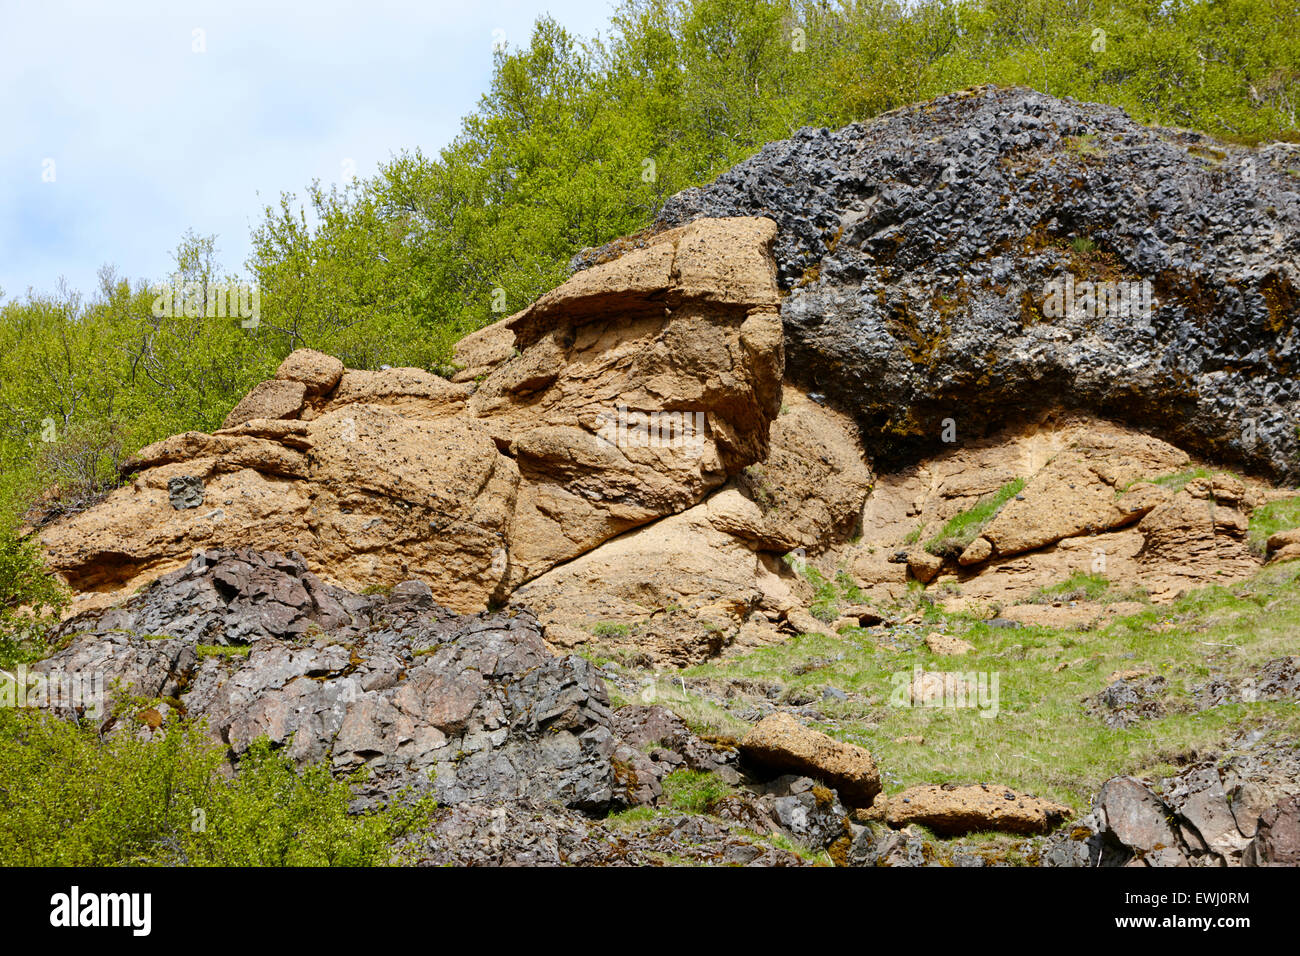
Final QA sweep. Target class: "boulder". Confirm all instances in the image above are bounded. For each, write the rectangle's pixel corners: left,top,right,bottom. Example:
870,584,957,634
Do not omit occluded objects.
739,712,881,806
885,784,1072,836
1244,796,1300,866
274,348,344,396
623,86,1300,482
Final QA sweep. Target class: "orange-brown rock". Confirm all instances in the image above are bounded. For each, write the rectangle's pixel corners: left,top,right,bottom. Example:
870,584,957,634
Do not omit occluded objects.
274,348,344,395
740,712,881,806
40,217,785,615
885,784,1072,835
845,412,1290,612
222,380,307,429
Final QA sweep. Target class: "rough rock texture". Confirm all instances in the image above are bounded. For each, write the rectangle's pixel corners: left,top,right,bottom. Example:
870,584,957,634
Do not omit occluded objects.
36,548,683,812
598,86,1300,482
841,411,1286,610
410,800,808,866
1045,741,1300,866
511,382,870,664
40,217,784,614
884,784,1072,836
739,712,881,805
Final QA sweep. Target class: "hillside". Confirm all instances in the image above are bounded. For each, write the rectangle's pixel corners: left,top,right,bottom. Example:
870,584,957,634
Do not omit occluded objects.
4,85,1298,867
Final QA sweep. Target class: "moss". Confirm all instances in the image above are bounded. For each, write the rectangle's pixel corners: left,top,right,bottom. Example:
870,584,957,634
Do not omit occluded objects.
195,644,251,659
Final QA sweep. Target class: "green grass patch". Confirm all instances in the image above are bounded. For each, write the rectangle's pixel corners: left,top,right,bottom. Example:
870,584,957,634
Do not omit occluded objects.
924,478,1025,558
1248,495,1300,556
1028,572,1111,604
195,644,252,659
682,561,1300,813
661,769,735,814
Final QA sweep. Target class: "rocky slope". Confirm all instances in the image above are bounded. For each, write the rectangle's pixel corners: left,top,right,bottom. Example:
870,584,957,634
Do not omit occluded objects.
24,86,1300,866
584,85,1300,483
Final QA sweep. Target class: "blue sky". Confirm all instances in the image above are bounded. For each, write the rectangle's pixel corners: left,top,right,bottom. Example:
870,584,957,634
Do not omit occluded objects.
0,0,614,302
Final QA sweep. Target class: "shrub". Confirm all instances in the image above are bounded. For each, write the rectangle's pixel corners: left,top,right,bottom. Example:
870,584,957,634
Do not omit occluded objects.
0,710,435,866
0,517,67,670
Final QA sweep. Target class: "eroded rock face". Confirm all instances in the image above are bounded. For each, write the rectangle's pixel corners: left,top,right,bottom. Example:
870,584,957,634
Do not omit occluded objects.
39,217,784,614
883,784,1072,836
36,548,678,812
511,383,871,664
1046,742,1300,866
589,86,1300,482
841,412,1288,610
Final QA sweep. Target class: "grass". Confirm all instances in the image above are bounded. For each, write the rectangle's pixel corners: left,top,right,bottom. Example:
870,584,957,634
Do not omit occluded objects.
661,769,735,814
1248,495,1300,556
608,675,749,739
1027,572,1111,604
590,621,632,639
783,557,870,625
674,560,1300,814
1064,133,1106,157
923,478,1025,558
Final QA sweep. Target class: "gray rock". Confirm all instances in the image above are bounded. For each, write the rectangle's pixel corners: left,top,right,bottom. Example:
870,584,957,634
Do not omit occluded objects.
584,87,1300,481
167,475,205,510
37,549,655,813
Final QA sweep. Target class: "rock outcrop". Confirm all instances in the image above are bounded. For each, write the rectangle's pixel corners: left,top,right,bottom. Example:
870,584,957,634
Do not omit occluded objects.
40,217,784,615
35,548,748,812
1046,742,1300,866
582,86,1300,482
839,411,1289,611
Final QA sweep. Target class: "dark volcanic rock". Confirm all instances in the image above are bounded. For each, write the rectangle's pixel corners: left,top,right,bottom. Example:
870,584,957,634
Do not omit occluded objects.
411,800,807,866
1044,740,1300,866
583,86,1300,480
37,548,659,812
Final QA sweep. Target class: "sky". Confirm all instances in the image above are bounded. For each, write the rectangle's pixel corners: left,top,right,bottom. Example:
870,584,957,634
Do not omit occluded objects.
0,0,615,302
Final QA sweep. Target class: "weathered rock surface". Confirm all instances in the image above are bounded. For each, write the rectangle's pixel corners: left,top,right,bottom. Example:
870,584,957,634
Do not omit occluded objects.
410,800,808,866
596,86,1300,482
37,548,679,812
885,783,1071,836
841,412,1288,610
1046,741,1300,866
40,216,784,614
739,712,881,805
511,382,870,664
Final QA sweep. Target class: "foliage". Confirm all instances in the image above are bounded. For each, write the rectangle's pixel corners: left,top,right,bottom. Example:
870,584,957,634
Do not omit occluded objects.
0,516,67,670
0,711,435,866
661,768,734,813
1248,495,1300,556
